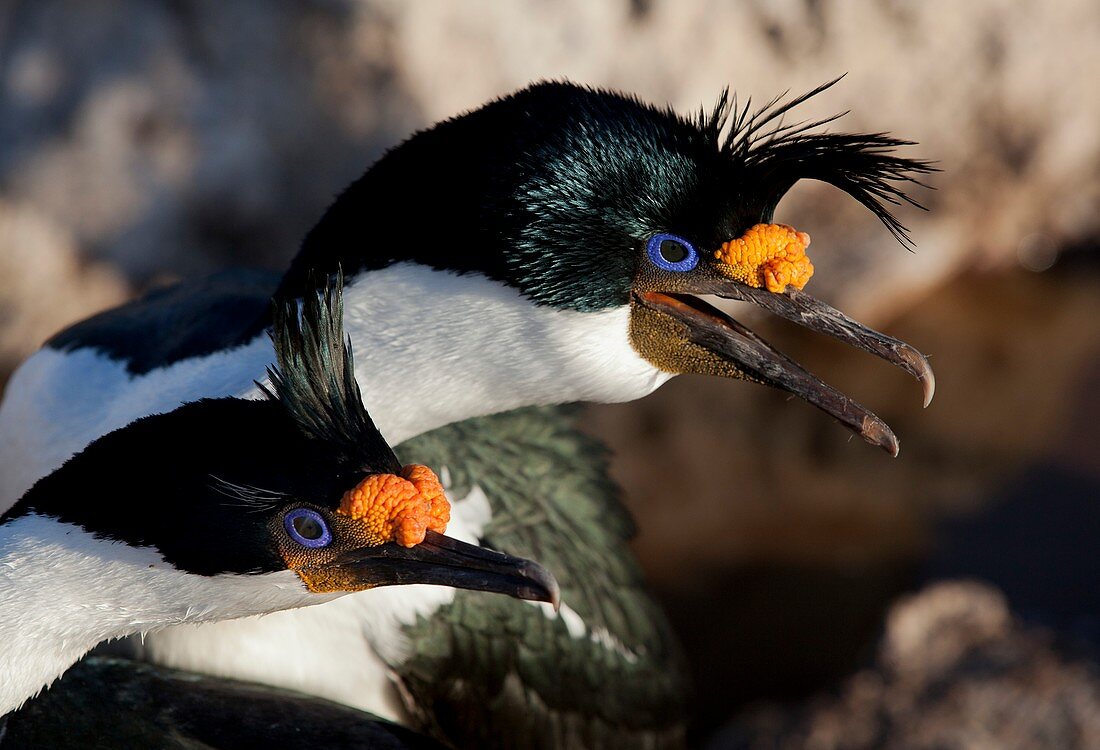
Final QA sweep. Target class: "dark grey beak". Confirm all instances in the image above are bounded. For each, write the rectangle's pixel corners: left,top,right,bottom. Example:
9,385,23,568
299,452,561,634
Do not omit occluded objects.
334,530,561,609
705,281,935,408
634,286,934,457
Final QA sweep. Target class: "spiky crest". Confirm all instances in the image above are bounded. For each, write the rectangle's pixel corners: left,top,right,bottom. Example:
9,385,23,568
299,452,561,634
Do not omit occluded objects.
261,269,401,474
699,76,936,246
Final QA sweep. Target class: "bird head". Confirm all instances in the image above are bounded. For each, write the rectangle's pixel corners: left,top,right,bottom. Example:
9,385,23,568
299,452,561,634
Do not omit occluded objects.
2,275,559,611
278,79,934,454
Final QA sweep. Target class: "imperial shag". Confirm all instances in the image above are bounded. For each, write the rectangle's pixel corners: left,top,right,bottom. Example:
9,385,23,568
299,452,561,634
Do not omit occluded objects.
0,79,934,747
0,279,555,726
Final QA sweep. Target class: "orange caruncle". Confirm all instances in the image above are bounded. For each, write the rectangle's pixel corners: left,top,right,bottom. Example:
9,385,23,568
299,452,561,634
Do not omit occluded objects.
337,464,450,547
713,223,814,293
400,463,451,538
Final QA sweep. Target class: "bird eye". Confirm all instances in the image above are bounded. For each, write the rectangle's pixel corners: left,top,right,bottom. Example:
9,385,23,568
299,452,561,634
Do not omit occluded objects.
284,508,332,548
646,233,698,272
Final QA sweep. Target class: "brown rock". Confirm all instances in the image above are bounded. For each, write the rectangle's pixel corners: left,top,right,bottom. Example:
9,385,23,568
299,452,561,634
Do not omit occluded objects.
0,200,129,387
715,581,1100,750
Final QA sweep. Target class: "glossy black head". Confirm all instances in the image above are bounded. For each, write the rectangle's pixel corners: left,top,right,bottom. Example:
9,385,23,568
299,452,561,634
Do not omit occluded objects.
281,79,926,307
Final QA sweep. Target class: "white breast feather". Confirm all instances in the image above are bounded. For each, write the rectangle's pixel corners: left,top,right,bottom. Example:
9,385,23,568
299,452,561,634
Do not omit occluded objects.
0,515,323,715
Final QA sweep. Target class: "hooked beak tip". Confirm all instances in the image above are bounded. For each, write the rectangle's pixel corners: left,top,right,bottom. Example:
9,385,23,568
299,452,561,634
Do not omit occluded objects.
897,346,936,408
334,531,562,605
714,283,936,411
920,366,936,409
862,415,901,457
524,559,561,610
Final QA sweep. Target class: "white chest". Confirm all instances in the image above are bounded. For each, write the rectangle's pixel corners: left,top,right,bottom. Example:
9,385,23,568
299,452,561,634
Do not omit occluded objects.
342,265,672,446
0,516,317,716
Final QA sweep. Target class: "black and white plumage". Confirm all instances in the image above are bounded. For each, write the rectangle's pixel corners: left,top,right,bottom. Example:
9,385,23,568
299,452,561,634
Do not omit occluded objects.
0,80,933,745
0,278,556,718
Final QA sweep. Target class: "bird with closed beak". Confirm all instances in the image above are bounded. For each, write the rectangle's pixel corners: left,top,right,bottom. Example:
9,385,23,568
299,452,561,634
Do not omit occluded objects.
0,277,557,721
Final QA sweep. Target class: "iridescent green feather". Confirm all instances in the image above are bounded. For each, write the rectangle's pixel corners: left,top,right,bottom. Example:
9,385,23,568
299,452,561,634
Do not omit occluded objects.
394,406,688,749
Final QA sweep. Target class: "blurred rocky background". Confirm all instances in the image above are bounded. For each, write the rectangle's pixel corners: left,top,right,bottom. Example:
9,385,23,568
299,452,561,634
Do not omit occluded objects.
1,0,1098,747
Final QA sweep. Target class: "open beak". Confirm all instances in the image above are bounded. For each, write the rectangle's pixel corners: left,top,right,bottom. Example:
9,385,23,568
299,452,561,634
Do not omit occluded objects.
632,280,934,456
703,280,936,407
328,530,561,608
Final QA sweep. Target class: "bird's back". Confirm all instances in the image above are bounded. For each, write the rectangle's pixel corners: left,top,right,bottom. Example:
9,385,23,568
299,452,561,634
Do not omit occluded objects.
0,269,279,509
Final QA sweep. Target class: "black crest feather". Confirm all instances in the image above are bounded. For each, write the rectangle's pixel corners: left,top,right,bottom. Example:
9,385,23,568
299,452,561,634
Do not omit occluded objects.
700,76,936,247
261,270,401,473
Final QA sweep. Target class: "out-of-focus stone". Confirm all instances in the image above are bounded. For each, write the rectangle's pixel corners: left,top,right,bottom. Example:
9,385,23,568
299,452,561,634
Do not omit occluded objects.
0,0,421,281
881,580,1012,684
0,200,129,387
712,581,1100,750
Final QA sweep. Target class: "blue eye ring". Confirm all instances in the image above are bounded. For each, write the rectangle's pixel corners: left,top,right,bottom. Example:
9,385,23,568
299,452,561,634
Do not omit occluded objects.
284,508,332,548
646,233,699,272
